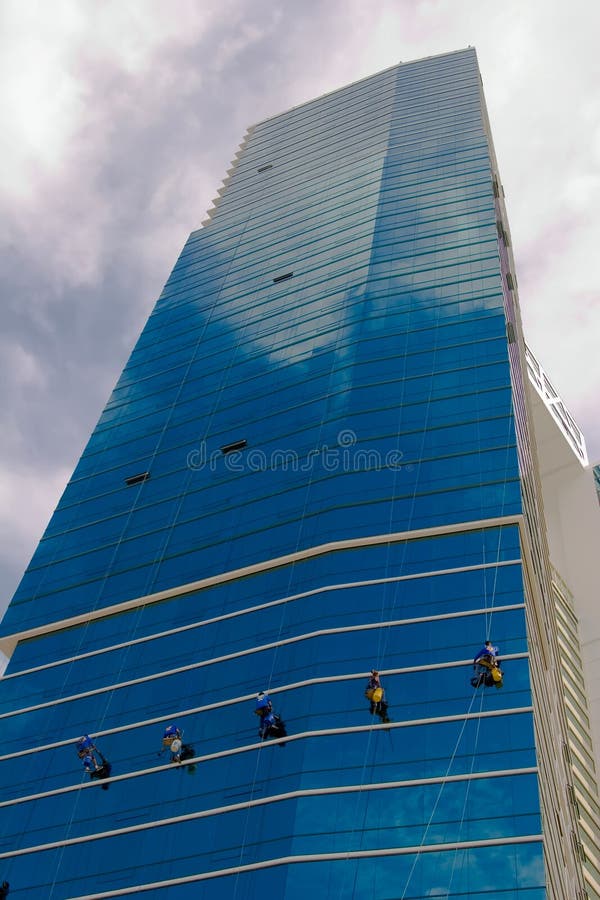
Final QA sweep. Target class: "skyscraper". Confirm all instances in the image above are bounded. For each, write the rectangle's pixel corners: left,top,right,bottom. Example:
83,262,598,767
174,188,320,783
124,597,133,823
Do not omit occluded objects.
0,47,598,899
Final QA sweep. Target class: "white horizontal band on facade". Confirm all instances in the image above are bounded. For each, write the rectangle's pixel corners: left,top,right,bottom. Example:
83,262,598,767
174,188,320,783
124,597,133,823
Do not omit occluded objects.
0,514,522,657
67,833,545,900
0,704,532,812
0,651,529,766
3,557,521,681
0,766,539,863
0,602,526,722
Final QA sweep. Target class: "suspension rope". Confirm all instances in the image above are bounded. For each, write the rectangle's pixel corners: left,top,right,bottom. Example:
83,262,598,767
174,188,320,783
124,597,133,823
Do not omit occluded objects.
45,207,256,898
485,409,517,641
233,242,356,898
392,405,513,899
346,198,464,899
376,247,447,671
399,687,480,900
360,258,514,899
445,687,485,896
348,255,446,900
102,217,255,664
85,206,260,757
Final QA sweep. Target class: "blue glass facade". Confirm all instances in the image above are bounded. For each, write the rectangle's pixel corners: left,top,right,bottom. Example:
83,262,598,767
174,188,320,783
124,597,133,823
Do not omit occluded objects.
0,49,554,898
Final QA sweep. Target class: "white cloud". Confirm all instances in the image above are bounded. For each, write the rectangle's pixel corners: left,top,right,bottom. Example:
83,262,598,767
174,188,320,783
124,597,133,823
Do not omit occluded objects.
0,0,235,289
0,2,86,196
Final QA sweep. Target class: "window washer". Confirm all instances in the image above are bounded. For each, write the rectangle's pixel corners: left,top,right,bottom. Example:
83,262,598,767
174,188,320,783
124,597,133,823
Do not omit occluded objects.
471,641,503,688
161,724,183,762
365,670,390,723
254,691,287,742
76,735,111,787
161,724,195,764
76,735,99,772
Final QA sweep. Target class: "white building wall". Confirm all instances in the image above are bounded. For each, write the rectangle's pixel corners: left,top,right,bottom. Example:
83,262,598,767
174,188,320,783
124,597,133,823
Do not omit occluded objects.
527,363,600,770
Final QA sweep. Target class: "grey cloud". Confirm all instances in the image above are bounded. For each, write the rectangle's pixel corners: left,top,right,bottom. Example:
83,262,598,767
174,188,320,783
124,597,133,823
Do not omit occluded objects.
0,0,372,611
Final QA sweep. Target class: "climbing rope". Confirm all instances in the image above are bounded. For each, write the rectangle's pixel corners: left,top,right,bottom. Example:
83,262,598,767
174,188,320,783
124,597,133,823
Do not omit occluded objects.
445,688,485,896
232,249,356,898
345,223,447,899
399,687,480,900
45,211,257,898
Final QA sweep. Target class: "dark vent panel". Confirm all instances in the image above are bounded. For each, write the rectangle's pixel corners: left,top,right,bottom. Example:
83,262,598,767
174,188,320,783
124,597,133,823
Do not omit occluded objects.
221,439,248,455
125,472,150,486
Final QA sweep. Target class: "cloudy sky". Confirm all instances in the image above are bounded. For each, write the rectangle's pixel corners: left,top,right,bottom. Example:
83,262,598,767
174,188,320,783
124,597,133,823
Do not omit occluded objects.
1,0,599,619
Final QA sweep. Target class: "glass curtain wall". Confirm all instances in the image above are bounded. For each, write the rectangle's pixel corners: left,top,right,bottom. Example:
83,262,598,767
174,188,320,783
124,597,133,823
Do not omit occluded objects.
0,49,546,898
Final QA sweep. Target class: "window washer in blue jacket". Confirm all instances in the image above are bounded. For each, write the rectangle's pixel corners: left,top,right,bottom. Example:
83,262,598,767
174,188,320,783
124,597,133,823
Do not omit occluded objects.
472,641,503,687
254,691,286,741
